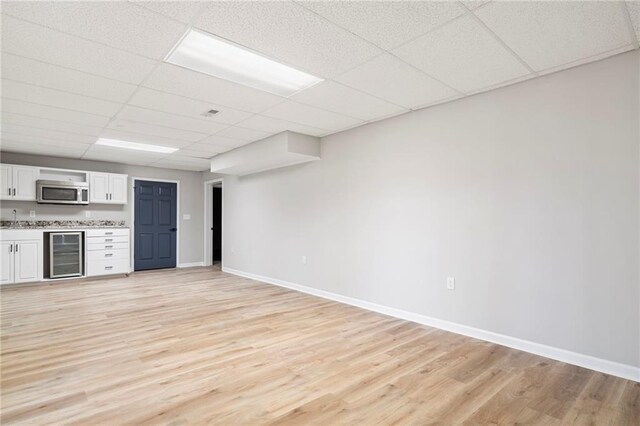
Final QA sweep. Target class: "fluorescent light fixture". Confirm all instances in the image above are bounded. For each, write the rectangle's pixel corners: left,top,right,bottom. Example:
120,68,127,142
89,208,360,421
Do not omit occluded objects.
95,138,178,154
165,29,323,97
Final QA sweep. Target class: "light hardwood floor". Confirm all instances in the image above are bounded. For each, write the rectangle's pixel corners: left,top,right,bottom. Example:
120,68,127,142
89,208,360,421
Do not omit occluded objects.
1,267,638,425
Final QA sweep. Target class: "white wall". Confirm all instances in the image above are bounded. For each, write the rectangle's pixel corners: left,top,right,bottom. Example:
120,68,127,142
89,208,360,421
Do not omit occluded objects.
0,152,205,265
222,51,640,369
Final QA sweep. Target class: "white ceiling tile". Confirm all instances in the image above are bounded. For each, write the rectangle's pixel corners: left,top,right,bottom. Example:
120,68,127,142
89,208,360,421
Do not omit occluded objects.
461,1,491,11
176,148,217,159
1,123,97,144
99,128,193,149
236,114,327,137
2,1,186,59
475,1,632,72
197,135,253,149
392,15,530,93
1,54,138,103
300,1,464,50
2,80,122,117
128,88,253,125
1,99,111,128
291,81,406,121
215,126,271,142
2,112,104,136
336,53,460,109
536,44,635,77
628,2,640,41
82,145,166,166
116,105,228,134
1,15,157,84
132,1,204,24
193,1,382,77
186,143,233,155
107,119,208,142
0,139,86,158
0,132,93,149
262,101,363,132
151,156,211,171
143,64,285,113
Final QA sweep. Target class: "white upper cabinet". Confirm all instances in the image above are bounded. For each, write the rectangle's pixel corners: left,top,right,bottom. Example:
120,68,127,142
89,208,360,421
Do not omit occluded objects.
0,164,39,201
89,172,128,204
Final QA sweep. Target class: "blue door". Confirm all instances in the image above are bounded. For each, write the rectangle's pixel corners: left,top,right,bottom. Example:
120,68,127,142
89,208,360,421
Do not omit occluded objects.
134,180,177,271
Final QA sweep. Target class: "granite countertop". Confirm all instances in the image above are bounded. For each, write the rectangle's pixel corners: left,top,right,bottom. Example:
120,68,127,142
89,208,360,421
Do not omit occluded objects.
0,220,128,229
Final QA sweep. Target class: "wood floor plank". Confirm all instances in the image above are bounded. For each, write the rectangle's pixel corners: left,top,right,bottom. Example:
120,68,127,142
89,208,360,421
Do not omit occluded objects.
1,267,636,425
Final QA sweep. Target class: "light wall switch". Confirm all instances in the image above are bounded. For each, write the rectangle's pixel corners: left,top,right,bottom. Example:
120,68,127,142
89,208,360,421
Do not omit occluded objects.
29,210,36,218
183,214,191,220
85,211,91,218
447,277,455,290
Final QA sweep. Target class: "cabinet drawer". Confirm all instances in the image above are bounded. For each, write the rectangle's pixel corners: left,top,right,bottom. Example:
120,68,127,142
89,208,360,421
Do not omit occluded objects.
86,242,129,251
86,228,129,238
87,248,129,261
86,235,129,244
87,258,129,276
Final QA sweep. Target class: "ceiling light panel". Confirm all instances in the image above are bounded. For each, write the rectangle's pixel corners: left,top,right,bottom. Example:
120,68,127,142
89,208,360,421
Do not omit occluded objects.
165,29,323,97
95,138,178,153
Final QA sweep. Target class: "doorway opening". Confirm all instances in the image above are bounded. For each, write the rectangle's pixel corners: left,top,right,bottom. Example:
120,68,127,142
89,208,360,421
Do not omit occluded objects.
203,179,223,269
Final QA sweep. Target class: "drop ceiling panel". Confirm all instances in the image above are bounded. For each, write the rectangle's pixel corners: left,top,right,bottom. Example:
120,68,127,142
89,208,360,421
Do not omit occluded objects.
336,53,460,109
150,156,211,171
291,81,406,121
2,1,186,59
116,105,228,134
0,140,86,158
628,2,640,40
2,112,104,137
193,1,382,77
1,99,111,128
176,148,218,159
1,123,98,144
107,119,208,143
236,114,327,137
197,135,253,149
262,101,362,132
393,15,531,93
0,132,93,150
300,1,464,50
215,126,271,142
143,64,285,113
475,1,633,72
1,15,156,84
1,54,138,103
132,1,204,24
2,80,122,117
99,128,192,149
186,143,234,154
128,88,253,125
461,1,491,11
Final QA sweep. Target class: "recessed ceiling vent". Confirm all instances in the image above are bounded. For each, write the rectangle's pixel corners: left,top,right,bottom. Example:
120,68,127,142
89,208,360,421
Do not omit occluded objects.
201,109,219,117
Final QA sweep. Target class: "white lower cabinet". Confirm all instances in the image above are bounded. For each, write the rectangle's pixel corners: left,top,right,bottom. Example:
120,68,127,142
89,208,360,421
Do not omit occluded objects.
0,231,43,285
86,228,130,276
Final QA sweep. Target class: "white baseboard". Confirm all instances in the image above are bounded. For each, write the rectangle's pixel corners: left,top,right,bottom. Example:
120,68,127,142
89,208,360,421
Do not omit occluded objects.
178,262,204,268
222,267,639,382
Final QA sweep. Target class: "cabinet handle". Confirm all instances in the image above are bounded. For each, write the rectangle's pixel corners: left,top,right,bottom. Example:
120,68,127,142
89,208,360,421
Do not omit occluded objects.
105,245,113,249
9,244,12,253
7,188,10,196
12,188,16,196
105,232,113,235
105,253,113,257
15,243,18,252
105,266,113,270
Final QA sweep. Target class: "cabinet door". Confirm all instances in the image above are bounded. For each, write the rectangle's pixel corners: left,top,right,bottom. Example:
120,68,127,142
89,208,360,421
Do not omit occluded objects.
14,240,41,283
109,174,128,204
89,172,110,203
0,165,12,201
0,242,14,284
12,166,39,201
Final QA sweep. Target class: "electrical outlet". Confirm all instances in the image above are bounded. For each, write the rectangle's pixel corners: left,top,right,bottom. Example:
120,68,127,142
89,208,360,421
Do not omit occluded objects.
29,210,36,218
183,214,191,220
301,255,307,265
85,211,91,218
447,277,455,290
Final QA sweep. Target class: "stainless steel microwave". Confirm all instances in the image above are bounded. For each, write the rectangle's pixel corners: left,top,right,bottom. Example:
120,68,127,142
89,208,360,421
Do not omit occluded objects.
36,180,89,205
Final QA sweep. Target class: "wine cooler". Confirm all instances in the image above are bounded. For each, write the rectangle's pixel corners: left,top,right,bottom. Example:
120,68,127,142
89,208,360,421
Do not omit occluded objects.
49,232,84,278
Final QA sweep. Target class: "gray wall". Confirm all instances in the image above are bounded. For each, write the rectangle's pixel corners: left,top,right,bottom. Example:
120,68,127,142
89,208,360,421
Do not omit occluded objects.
0,152,205,265
221,51,640,367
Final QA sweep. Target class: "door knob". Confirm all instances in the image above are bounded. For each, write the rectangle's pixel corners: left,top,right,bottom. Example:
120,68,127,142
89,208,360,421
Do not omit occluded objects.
170,228,177,232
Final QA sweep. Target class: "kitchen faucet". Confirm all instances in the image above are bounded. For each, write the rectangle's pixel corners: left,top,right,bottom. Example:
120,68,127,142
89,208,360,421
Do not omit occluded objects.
12,209,17,228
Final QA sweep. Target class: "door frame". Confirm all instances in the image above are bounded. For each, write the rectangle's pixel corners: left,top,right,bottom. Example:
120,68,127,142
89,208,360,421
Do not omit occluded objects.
130,177,181,271
203,178,223,267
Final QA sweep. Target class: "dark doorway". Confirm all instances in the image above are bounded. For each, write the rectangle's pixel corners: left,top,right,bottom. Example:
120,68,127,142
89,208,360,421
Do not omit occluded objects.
134,180,177,271
211,187,222,263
